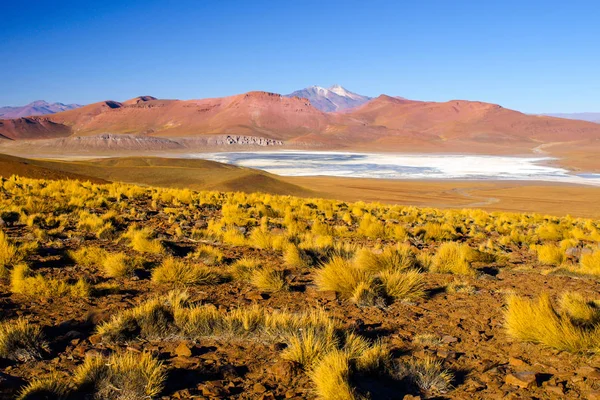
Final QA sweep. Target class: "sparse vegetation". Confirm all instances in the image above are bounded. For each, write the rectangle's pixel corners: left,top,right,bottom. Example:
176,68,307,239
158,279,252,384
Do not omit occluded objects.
1,175,599,398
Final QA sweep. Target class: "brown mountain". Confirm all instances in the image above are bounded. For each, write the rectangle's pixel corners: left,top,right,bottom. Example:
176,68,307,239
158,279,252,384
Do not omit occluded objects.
2,91,600,163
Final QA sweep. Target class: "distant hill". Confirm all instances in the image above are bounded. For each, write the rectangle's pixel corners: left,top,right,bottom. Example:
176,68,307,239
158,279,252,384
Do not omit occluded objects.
542,112,600,124
285,85,371,112
0,100,82,118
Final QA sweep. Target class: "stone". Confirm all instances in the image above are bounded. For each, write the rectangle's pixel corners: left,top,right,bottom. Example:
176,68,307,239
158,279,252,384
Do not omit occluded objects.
0,217,5,227
246,292,269,301
253,383,267,393
268,359,301,383
441,335,458,344
576,366,600,379
505,371,538,389
508,357,527,367
588,390,600,400
318,290,338,300
545,385,564,395
175,342,193,357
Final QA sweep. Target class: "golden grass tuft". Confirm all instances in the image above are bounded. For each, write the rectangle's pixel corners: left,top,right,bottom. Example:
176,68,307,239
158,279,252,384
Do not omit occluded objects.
310,350,356,400
68,246,106,268
315,256,370,299
123,226,164,254
0,230,19,267
17,374,69,400
250,266,288,292
231,257,261,281
11,264,90,298
504,293,599,352
399,356,454,395
580,250,600,275
74,352,166,400
535,244,566,266
283,243,311,268
152,257,222,285
102,252,135,278
559,291,600,326
380,270,426,301
188,244,224,266
0,317,47,362
431,242,476,276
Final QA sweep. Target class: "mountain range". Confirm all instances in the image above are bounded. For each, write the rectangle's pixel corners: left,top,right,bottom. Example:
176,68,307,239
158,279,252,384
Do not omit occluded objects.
285,84,371,112
1,88,600,172
0,100,82,119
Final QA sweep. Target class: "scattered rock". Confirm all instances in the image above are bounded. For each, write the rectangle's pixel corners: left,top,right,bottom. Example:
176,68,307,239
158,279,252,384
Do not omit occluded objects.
441,335,458,344
508,357,527,367
88,334,103,345
576,366,600,379
268,359,301,383
545,384,564,395
253,382,267,393
175,342,193,358
505,371,538,389
246,292,269,301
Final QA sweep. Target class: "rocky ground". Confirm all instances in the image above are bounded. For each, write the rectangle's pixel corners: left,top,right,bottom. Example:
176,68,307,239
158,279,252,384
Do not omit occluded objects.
1,178,599,399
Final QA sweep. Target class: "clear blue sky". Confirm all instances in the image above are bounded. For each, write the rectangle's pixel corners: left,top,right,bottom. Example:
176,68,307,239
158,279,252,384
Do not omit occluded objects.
1,0,598,113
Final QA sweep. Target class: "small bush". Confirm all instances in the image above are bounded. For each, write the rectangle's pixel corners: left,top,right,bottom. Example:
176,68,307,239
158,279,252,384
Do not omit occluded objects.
431,242,476,276
535,244,565,266
75,352,166,400
11,264,90,298
102,252,135,278
231,257,261,281
188,244,223,266
251,267,288,292
396,356,454,395
283,244,311,268
315,256,370,298
17,374,69,400
282,329,338,368
310,350,356,400
504,293,599,352
152,257,221,285
380,270,426,301
123,226,163,254
0,317,47,362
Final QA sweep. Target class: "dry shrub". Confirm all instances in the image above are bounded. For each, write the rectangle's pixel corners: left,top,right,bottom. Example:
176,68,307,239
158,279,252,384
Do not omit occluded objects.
11,264,90,298
580,250,600,275
123,226,163,254
0,317,47,362
69,246,106,268
102,252,135,278
188,244,223,266
559,291,600,326
231,257,261,281
17,374,69,400
380,270,426,301
152,257,221,285
310,350,356,400
283,243,311,268
75,352,166,400
315,256,371,298
431,242,476,276
251,266,288,292
396,356,454,395
504,293,599,352
535,244,566,266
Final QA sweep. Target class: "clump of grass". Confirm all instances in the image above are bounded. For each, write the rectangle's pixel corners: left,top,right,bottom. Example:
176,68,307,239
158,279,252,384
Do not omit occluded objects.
355,245,418,273
11,264,90,298
413,333,443,347
222,228,247,246
74,352,166,400
122,226,163,254
0,317,47,362
152,257,222,285
580,250,600,275
97,297,177,342
283,243,311,268
281,329,338,368
350,281,381,307
102,252,135,278
310,350,356,400
559,291,600,326
380,270,426,301
251,266,288,293
231,257,261,281
188,244,223,266
69,246,106,268
0,230,19,267
396,356,454,396
504,292,599,352
431,242,476,276
17,374,69,400
315,256,370,298
535,243,566,266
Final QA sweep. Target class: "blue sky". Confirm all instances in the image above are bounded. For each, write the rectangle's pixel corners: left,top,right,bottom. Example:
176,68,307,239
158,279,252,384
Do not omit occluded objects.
1,0,598,113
